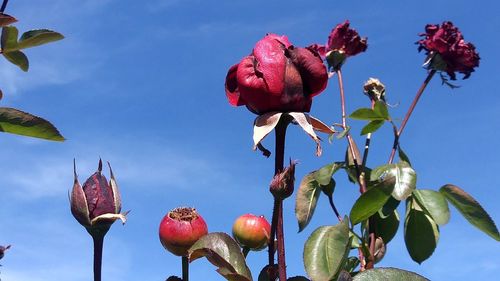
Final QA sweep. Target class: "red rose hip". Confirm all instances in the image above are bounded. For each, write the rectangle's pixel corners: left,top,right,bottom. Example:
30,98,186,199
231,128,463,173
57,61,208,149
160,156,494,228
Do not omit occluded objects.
159,207,208,257
232,214,271,251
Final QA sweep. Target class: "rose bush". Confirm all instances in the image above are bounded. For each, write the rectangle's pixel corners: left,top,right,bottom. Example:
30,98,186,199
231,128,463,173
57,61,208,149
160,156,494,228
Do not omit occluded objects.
225,34,328,114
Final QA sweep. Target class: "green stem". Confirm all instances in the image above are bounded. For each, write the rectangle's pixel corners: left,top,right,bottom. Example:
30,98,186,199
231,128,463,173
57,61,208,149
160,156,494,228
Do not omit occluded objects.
388,70,436,163
92,234,104,281
182,256,189,281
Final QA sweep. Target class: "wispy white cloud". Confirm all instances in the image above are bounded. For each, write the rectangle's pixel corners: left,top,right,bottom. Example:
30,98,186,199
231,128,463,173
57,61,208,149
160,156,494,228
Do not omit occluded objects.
0,138,231,200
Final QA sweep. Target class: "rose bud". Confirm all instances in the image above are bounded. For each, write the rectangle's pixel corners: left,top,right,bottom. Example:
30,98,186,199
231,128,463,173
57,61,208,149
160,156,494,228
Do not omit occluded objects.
159,207,208,257
0,245,11,260
225,33,328,114
270,159,297,199
232,214,271,251
363,78,386,102
417,21,480,80
70,159,127,237
310,20,367,70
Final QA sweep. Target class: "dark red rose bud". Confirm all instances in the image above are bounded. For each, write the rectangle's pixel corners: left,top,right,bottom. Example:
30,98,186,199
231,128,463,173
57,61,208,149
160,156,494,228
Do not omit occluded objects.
270,159,297,199
225,34,327,114
0,245,11,260
417,21,480,80
159,207,208,257
70,159,127,236
232,214,271,251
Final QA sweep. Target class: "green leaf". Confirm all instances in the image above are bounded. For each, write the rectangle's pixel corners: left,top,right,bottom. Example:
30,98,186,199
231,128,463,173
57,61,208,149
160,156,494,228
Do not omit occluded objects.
380,196,400,218
0,14,17,27
189,232,252,281
257,265,275,281
360,120,384,135
404,205,439,264
3,50,29,71
18,29,64,49
373,101,389,120
1,25,18,51
374,210,399,244
413,189,450,225
440,184,500,241
352,267,429,281
336,125,350,139
314,162,343,186
287,277,310,281
398,147,411,166
296,173,322,232
303,219,350,281
349,108,385,121
342,257,360,273
371,162,417,201
350,181,393,225
0,107,64,141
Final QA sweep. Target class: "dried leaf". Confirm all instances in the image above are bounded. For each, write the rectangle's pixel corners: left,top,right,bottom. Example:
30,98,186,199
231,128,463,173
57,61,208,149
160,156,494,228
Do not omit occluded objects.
289,112,322,156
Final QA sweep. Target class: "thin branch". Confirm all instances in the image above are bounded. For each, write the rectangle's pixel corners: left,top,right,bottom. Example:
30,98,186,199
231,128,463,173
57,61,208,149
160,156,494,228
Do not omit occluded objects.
388,70,436,163
0,0,9,13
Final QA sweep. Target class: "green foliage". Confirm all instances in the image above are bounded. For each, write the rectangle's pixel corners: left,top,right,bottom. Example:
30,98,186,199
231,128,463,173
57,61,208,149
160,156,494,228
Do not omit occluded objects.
18,29,64,49
374,210,400,244
360,120,384,135
440,184,500,241
349,180,393,225
370,162,417,201
296,162,344,232
0,107,64,141
413,189,450,225
1,26,63,71
188,232,252,281
3,50,28,71
404,199,439,264
352,267,429,281
303,219,351,281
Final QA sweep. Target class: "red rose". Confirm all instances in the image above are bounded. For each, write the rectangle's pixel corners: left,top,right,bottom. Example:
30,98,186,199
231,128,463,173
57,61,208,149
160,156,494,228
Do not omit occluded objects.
417,21,480,80
326,20,367,57
309,20,367,70
225,34,328,114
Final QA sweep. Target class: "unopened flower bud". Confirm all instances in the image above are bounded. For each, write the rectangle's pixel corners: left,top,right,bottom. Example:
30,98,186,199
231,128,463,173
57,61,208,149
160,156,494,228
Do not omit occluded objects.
270,159,297,199
70,159,128,237
373,237,386,264
363,78,386,101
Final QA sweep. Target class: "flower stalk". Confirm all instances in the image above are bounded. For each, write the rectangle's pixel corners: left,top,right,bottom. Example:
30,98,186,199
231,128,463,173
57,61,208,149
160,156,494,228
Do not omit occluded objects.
388,70,436,163
182,256,189,281
92,233,104,281
268,117,290,281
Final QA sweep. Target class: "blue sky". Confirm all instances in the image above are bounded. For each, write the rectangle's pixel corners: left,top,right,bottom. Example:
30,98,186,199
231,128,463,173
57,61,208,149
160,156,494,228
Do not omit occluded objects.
0,0,499,280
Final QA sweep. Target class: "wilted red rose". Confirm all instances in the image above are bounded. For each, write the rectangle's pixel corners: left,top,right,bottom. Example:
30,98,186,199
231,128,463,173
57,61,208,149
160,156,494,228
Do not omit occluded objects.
417,21,479,80
309,20,367,70
326,20,367,56
225,34,328,114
